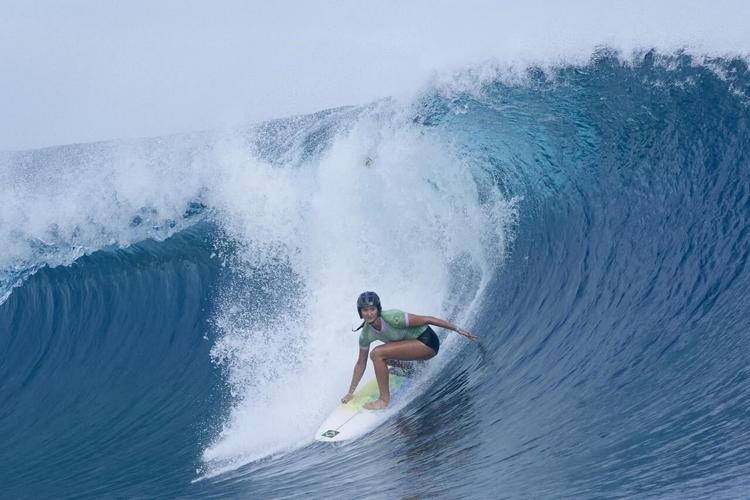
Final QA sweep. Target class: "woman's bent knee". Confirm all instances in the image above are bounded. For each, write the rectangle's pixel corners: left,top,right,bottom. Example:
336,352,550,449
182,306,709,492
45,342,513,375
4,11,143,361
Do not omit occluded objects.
370,348,384,361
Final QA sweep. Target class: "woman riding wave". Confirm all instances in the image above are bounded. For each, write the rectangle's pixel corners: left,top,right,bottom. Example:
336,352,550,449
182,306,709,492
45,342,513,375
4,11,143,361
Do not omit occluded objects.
342,291,478,410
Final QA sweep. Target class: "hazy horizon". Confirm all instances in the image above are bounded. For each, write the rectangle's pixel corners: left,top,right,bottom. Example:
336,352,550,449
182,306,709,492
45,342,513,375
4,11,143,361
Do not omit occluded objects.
2,0,749,152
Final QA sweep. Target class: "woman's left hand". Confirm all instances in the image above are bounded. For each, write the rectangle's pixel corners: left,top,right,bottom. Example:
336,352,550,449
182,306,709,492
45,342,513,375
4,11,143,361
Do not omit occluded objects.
457,328,479,341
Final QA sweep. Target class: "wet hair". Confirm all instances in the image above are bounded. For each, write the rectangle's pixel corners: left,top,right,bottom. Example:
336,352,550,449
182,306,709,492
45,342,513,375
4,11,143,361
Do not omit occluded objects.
352,320,366,332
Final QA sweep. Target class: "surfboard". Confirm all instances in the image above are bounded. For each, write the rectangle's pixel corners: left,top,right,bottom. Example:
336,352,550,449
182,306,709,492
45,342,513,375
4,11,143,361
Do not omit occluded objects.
315,373,408,442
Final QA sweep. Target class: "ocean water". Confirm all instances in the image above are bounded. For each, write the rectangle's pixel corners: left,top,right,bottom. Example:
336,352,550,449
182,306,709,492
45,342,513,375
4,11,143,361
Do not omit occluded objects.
2,50,750,498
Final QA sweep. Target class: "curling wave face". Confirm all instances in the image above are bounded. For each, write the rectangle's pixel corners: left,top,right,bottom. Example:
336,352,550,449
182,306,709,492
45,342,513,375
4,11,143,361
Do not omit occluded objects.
1,51,750,498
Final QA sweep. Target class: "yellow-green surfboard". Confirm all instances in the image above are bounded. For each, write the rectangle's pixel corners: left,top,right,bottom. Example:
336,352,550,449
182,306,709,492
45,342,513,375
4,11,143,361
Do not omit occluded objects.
315,373,408,442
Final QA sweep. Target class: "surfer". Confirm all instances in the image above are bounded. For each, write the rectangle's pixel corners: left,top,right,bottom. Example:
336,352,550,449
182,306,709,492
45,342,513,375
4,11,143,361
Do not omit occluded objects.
343,291,478,410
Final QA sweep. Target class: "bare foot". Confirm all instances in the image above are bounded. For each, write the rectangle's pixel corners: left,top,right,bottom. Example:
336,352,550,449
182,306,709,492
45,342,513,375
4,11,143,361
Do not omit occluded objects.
363,399,389,410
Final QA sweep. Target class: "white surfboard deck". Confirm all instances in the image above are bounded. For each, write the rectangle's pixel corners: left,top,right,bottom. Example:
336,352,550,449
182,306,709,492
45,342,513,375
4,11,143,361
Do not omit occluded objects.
315,373,409,442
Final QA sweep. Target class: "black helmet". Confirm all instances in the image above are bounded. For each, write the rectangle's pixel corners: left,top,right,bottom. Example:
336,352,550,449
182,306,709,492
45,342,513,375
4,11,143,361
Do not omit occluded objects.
357,291,381,318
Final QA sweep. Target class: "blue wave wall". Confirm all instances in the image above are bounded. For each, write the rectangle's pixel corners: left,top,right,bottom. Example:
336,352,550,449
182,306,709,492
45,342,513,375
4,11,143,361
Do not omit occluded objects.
0,226,229,498
2,51,750,498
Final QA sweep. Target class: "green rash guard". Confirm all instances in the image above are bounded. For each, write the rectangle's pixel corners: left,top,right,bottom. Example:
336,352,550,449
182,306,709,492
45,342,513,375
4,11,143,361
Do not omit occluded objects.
358,309,428,349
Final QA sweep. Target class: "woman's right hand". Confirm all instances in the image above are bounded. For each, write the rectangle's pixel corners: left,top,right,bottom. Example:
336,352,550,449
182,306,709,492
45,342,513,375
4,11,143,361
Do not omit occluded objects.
341,392,354,404
456,327,479,341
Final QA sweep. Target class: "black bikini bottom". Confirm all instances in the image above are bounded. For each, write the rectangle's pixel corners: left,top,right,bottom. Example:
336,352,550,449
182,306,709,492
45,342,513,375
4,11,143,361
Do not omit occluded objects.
416,326,440,354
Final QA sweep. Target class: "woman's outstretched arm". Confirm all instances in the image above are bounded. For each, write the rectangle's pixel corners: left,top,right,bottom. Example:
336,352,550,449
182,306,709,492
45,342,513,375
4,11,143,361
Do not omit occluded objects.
407,314,479,341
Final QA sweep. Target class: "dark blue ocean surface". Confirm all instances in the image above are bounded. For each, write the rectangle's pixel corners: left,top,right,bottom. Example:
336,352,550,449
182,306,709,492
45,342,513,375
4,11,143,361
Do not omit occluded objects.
2,51,750,498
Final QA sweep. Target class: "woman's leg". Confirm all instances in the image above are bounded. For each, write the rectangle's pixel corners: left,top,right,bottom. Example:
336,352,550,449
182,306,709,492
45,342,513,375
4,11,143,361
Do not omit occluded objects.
364,340,436,410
